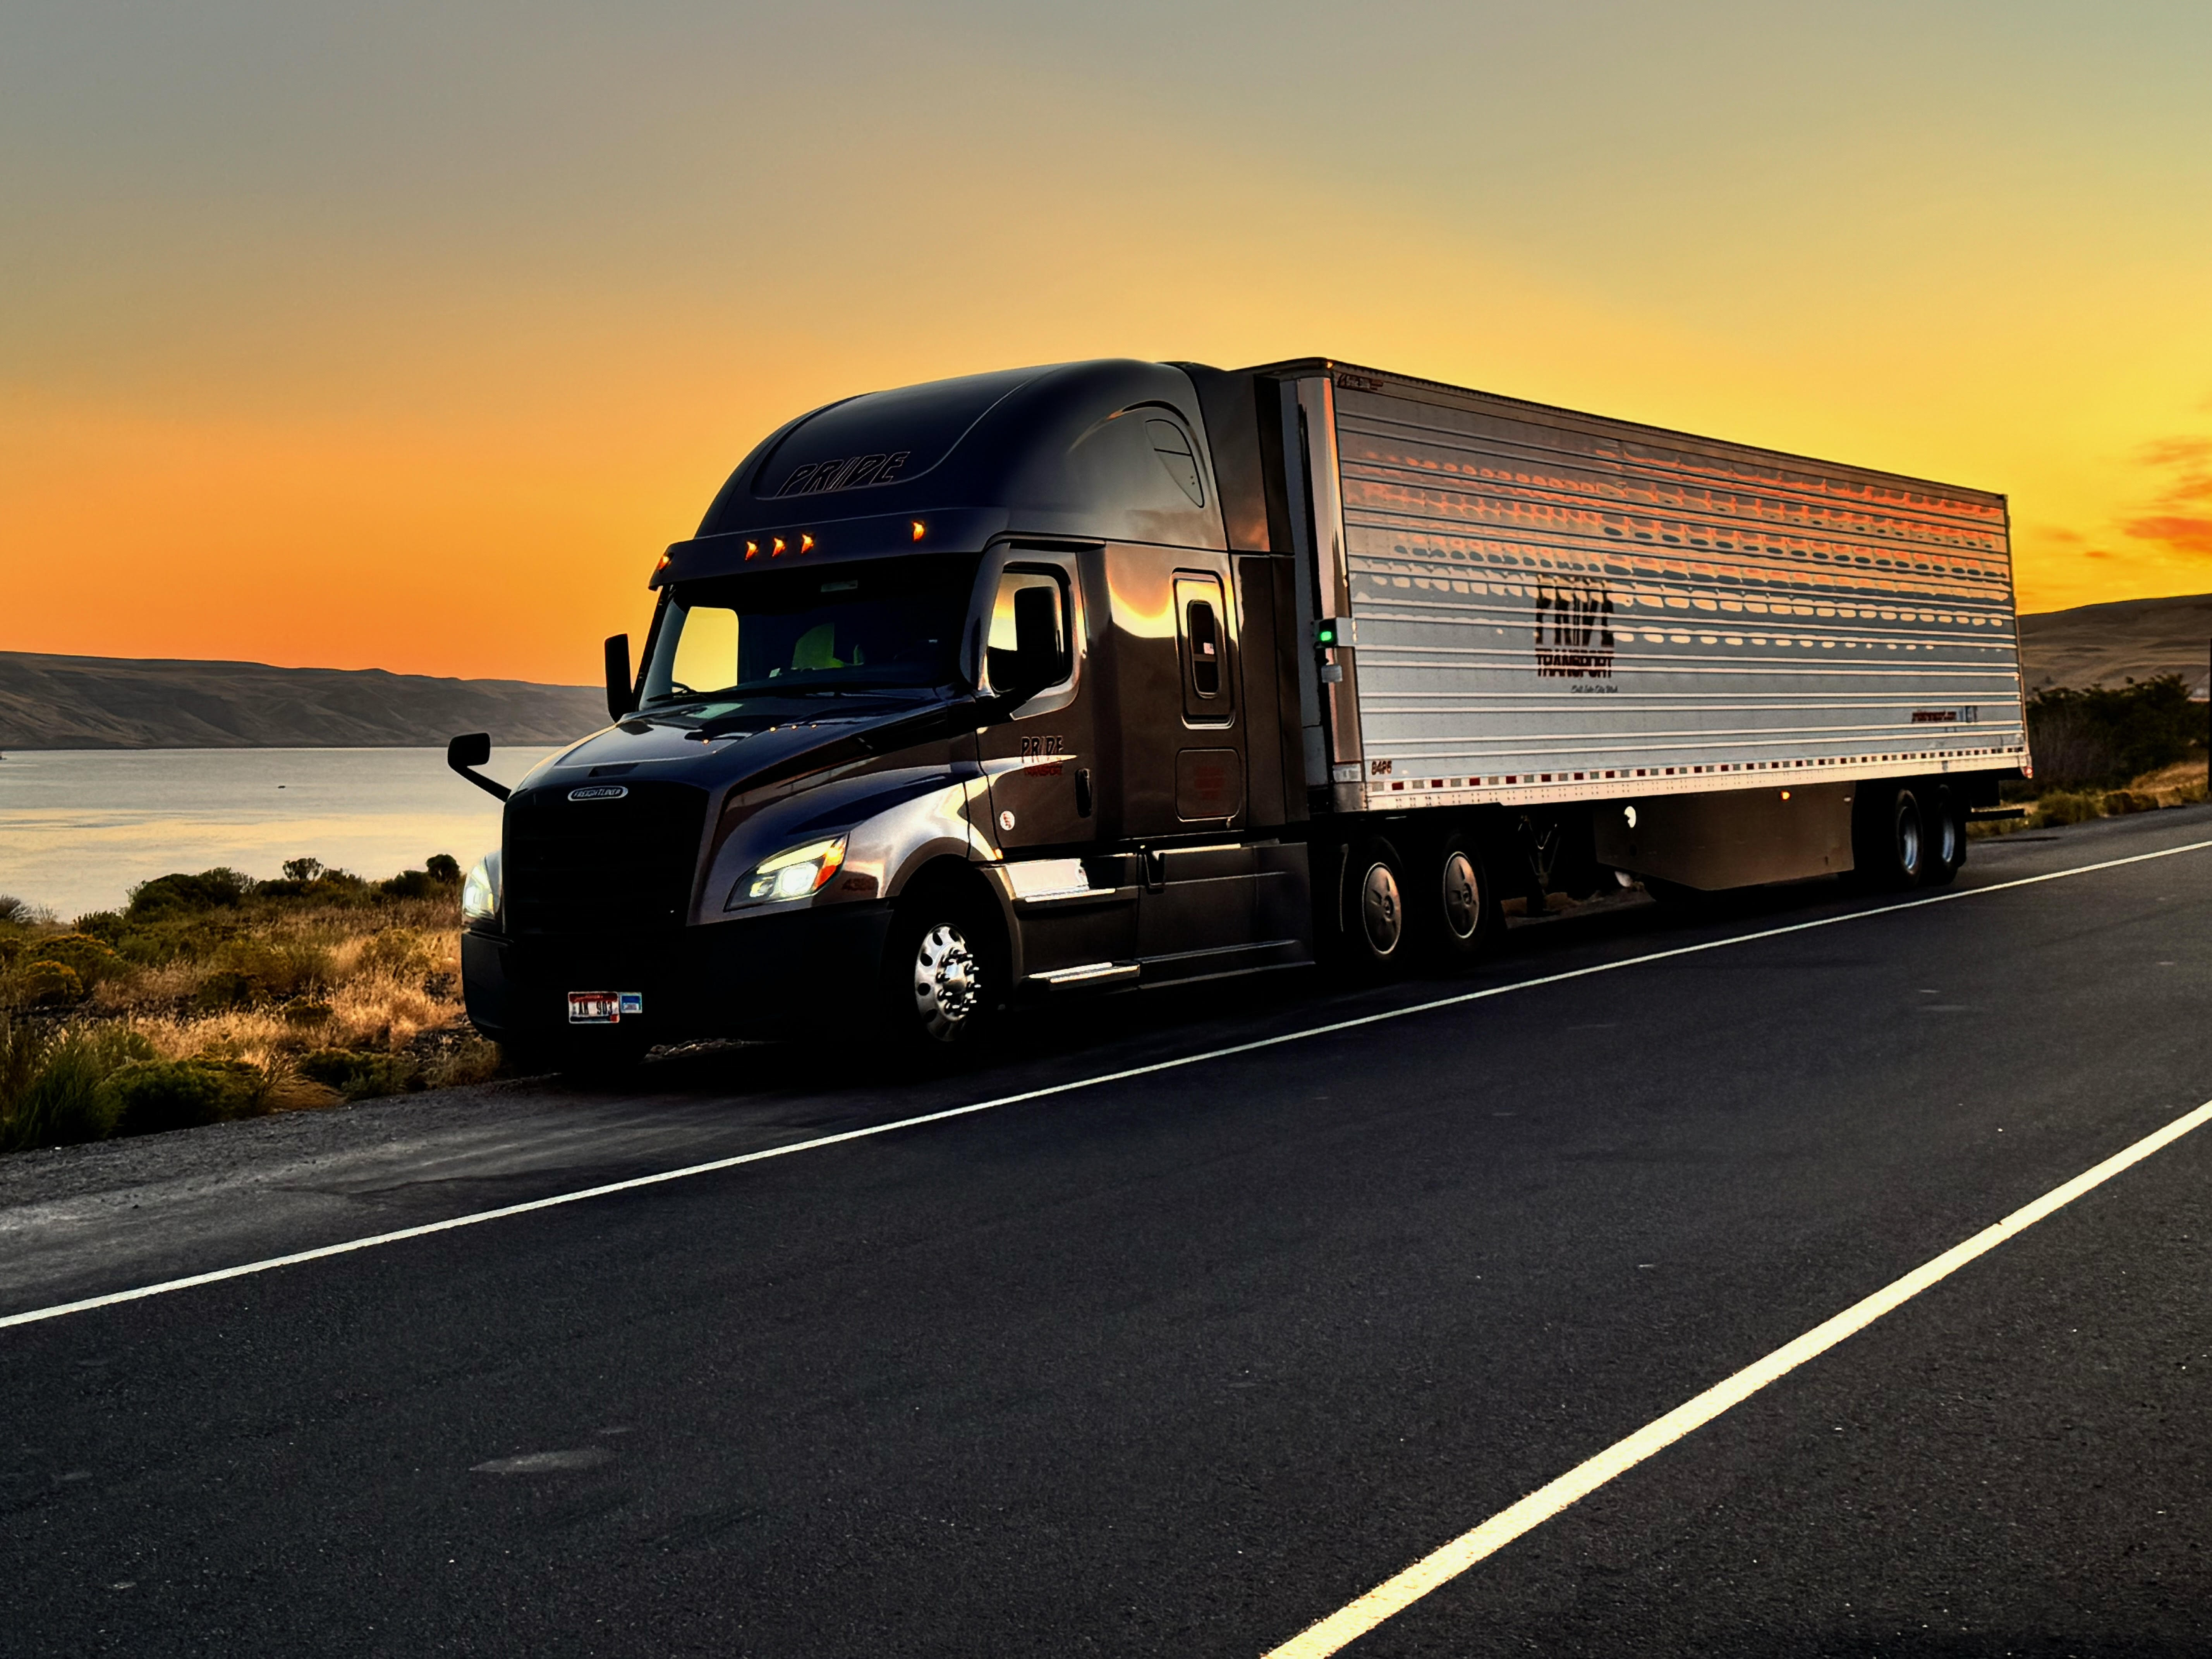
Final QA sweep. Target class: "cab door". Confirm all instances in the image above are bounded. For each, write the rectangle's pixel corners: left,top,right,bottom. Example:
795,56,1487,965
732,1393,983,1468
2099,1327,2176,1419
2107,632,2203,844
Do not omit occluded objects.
977,552,1096,853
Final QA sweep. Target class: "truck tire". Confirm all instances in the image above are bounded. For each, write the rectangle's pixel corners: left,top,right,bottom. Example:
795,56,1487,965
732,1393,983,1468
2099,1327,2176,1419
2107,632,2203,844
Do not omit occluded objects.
1426,832,1502,964
1854,783,1925,890
881,888,999,1054
1343,837,1411,975
1920,782,1965,888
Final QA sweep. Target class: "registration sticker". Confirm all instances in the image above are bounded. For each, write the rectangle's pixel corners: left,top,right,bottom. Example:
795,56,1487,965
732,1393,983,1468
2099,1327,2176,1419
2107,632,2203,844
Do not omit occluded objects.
568,991,643,1024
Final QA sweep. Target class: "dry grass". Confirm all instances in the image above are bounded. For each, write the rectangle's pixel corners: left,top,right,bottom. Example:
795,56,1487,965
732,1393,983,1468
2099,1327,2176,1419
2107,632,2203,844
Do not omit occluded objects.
1972,755,2209,837
2127,758,2210,808
0,867,492,1149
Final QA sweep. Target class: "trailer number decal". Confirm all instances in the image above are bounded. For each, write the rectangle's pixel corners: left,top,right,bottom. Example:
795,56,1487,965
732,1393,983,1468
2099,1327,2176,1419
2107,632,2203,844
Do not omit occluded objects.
1534,578,1616,679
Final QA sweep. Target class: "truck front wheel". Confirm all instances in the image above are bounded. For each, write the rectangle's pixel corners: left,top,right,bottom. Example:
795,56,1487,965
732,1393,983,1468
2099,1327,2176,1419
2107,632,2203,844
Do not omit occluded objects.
881,893,999,1053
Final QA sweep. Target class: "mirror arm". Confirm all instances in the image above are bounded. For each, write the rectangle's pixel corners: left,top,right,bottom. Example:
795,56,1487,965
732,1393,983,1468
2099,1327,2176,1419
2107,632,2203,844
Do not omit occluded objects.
446,733,511,802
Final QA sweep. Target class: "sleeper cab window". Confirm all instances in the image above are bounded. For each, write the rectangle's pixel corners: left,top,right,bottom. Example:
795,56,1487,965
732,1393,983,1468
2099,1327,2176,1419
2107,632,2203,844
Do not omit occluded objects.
985,566,1072,697
1173,571,1232,723
1146,420,1205,507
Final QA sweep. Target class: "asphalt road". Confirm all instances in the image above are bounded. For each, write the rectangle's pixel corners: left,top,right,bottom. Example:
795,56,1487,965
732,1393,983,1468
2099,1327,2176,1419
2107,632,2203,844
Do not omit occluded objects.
3,806,2209,1657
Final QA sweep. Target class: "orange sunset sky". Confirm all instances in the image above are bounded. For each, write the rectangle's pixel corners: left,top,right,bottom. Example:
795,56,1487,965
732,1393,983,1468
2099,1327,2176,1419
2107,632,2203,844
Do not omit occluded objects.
5,2,2210,686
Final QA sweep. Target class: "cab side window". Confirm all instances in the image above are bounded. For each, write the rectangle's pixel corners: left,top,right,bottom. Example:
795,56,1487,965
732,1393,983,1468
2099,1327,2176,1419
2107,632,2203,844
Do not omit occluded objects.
986,567,1072,698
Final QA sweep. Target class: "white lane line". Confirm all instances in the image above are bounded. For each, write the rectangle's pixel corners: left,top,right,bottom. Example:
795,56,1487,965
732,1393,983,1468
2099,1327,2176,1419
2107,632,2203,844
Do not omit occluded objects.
2,836,2205,1334
1264,1091,2212,1659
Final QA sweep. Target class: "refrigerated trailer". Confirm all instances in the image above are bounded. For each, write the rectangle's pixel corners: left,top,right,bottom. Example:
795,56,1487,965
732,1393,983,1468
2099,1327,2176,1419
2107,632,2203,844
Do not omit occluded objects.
451,357,2027,1062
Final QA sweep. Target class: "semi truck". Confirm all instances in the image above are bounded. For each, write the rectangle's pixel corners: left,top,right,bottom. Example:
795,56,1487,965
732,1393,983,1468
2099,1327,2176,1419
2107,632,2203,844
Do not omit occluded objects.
450,357,2028,1064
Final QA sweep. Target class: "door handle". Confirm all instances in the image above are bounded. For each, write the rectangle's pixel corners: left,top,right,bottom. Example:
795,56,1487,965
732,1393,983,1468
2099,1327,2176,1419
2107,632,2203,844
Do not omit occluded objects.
1075,767,1093,818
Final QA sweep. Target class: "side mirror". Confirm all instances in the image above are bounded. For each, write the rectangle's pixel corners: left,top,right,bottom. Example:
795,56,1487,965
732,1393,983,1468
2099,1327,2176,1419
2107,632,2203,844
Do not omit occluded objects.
446,732,510,801
604,634,637,721
988,586,1064,705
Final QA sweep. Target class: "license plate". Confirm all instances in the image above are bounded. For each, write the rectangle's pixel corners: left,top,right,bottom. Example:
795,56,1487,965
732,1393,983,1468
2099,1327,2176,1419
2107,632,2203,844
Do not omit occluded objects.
568,991,642,1024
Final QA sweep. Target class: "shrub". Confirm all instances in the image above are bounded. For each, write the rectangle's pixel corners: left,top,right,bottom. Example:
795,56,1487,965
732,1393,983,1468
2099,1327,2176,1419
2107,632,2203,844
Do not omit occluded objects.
26,933,125,991
282,858,325,883
428,1036,504,1089
298,1048,421,1100
0,895,35,925
0,1024,157,1152
355,928,434,980
128,868,252,920
220,938,332,1001
378,855,462,900
10,960,86,1008
2036,791,2103,827
2027,675,2202,791
105,1057,270,1137
71,911,127,945
191,969,259,1012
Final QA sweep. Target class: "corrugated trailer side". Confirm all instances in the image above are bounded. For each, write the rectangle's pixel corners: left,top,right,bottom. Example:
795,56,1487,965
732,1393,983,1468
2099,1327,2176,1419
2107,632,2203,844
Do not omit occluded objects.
1273,364,2026,818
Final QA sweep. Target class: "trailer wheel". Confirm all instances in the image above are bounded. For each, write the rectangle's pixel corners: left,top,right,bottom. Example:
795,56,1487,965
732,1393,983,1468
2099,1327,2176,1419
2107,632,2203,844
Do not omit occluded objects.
1855,783,1925,890
1920,783,1965,888
1345,838,1410,973
881,888,999,1054
1427,833,1502,964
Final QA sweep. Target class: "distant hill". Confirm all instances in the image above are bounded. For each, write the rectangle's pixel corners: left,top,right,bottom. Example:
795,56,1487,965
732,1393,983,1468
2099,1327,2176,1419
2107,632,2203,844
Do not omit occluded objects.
0,652,606,749
2018,593,2212,695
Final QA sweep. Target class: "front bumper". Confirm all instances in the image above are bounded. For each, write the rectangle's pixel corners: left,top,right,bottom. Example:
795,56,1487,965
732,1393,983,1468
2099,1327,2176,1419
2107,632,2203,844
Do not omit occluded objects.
462,901,896,1046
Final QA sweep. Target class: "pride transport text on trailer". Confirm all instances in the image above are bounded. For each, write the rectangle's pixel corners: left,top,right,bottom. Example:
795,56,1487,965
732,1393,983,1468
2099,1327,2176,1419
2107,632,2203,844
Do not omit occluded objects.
448,359,2028,1064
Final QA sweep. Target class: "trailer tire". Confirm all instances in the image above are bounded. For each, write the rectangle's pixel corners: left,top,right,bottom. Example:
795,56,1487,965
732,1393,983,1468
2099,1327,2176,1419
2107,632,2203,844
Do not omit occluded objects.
1425,832,1502,965
1343,837,1412,975
1854,783,1926,890
879,883,1001,1057
1920,783,1965,888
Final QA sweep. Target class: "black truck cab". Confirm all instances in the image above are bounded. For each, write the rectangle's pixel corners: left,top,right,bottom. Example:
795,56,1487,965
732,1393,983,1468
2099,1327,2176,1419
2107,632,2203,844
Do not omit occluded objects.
458,358,1317,1061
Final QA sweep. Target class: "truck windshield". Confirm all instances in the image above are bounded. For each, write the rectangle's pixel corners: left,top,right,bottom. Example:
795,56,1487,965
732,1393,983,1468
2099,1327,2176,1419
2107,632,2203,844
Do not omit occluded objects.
641,555,978,705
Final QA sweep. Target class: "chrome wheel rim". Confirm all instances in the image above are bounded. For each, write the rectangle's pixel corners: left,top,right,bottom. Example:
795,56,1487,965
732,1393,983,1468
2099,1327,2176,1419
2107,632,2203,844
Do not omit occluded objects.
912,922,979,1041
1359,861,1403,957
1441,851,1480,943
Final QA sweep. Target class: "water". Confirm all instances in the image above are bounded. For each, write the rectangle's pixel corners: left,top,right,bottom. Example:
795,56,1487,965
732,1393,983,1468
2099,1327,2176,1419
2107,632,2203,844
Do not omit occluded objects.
0,747,558,921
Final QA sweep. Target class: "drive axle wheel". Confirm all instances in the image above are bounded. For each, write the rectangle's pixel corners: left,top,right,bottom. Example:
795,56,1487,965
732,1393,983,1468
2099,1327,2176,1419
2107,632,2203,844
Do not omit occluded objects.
1343,838,1410,975
1428,833,1502,965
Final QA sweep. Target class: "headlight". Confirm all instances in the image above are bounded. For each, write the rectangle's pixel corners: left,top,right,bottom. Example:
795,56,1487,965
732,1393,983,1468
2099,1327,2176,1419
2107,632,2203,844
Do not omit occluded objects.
730,835,847,907
462,851,501,924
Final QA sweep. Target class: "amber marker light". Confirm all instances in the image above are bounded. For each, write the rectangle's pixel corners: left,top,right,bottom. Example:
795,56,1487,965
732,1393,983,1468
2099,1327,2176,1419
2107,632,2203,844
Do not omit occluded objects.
911,520,926,542
652,551,671,579
745,541,759,560
1779,789,1792,800
800,534,815,553
772,537,787,556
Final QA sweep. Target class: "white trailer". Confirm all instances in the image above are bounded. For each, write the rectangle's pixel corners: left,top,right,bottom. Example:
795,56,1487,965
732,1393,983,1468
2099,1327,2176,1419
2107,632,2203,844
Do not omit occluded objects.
1269,361,2026,892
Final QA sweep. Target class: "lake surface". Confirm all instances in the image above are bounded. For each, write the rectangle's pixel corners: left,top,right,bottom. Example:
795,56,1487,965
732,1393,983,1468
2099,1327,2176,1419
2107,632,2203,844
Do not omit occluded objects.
0,747,558,921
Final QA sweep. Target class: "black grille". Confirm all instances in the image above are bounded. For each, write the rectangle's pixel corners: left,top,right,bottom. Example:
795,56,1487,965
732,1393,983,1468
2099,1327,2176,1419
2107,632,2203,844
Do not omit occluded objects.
503,780,709,935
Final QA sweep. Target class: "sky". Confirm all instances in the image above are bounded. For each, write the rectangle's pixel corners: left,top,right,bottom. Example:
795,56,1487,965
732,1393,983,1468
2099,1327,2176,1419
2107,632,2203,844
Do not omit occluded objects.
4,1,2210,685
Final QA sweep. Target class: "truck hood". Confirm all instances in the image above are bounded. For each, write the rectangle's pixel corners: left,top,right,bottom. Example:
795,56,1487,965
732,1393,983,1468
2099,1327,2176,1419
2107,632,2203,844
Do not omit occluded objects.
518,692,974,800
